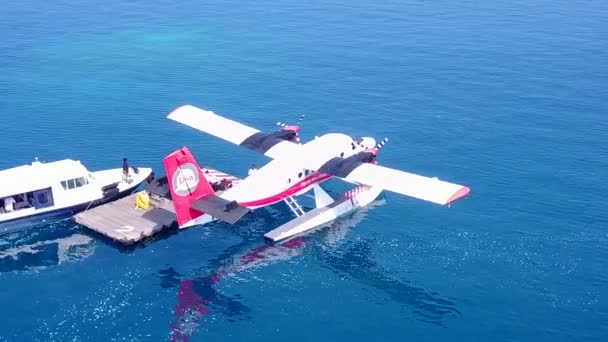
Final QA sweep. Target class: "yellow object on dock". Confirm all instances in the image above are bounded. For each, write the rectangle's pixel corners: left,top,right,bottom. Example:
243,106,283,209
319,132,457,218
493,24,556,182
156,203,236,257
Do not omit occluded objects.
135,191,150,209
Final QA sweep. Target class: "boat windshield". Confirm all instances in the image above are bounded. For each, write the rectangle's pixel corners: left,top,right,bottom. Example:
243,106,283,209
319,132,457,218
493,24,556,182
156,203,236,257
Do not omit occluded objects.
60,176,89,190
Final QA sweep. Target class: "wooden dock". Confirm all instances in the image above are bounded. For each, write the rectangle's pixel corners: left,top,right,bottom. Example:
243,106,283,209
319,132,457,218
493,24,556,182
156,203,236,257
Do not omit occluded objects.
73,192,177,245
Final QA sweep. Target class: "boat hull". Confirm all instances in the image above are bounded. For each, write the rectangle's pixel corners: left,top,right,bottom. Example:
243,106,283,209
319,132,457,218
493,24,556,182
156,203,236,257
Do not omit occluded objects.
0,185,140,235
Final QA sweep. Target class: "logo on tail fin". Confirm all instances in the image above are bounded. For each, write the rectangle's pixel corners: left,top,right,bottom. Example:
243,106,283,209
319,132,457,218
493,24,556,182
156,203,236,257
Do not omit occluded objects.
172,163,200,196
163,147,215,228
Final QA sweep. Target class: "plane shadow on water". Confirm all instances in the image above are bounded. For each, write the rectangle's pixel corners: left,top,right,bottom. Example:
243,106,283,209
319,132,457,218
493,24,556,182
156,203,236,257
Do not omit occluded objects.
156,192,462,341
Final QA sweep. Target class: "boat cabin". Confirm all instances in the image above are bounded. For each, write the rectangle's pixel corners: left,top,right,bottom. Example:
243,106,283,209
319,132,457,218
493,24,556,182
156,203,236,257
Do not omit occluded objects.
0,159,93,215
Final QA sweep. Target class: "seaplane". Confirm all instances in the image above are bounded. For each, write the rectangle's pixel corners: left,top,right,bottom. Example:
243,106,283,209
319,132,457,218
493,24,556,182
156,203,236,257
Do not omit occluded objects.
154,104,471,242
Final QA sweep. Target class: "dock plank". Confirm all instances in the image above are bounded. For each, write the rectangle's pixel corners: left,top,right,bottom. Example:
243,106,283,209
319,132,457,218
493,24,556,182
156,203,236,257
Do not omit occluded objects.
73,192,177,245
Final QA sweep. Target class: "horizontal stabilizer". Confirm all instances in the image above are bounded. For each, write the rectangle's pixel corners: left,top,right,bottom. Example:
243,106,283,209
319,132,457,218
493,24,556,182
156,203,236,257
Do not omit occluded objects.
191,195,250,224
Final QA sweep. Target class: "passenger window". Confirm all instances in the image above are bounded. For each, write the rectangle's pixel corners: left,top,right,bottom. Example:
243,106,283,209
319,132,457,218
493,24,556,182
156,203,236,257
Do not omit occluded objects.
305,170,310,176
298,172,302,178
61,181,68,190
68,179,76,189
340,152,344,157
288,178,291,183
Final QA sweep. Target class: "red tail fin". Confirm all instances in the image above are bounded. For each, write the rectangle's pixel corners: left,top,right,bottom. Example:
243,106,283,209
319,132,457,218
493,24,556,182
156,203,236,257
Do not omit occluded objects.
163,147,214,228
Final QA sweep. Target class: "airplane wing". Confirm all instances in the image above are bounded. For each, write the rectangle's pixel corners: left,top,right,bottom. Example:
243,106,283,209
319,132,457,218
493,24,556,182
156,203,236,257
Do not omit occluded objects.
341,163,470,205
167,106,470,207
167,105,301,160
284,133,471,206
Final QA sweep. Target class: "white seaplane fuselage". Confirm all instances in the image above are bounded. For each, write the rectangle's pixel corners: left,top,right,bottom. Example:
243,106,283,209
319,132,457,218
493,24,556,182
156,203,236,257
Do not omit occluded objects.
221,133,377,208
180,134,381,239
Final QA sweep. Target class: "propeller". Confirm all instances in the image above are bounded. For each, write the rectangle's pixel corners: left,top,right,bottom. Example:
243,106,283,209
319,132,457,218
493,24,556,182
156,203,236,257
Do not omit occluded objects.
277,114,305,143
369,137,388,164
375,137,388,151
276,114,305,128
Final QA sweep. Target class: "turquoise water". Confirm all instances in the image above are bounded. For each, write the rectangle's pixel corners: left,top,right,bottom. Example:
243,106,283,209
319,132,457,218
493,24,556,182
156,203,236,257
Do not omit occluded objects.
1,0,607,340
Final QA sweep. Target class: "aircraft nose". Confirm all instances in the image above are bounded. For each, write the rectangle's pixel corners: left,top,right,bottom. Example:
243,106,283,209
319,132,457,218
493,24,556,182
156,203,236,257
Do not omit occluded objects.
360,137,376,149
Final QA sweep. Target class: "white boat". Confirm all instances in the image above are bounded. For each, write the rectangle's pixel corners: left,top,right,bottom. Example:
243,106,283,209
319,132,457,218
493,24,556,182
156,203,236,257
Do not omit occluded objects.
0,158,152,234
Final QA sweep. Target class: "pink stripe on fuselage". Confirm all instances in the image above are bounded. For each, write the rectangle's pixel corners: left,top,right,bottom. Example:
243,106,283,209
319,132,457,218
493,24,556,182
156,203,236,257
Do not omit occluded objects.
239,172,333,208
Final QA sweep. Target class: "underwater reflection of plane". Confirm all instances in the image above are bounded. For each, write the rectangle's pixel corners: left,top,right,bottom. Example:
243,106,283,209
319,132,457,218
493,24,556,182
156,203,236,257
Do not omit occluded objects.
161,198,461,341
0,232,94,273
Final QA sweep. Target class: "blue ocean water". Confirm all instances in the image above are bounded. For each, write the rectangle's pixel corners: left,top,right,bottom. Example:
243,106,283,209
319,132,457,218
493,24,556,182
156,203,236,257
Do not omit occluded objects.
1,0,607,340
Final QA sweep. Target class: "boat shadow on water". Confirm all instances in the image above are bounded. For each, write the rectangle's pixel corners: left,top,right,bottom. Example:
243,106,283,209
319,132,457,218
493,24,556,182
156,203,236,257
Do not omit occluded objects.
0,220,95,273
156,198,461,341
79,220,184,254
